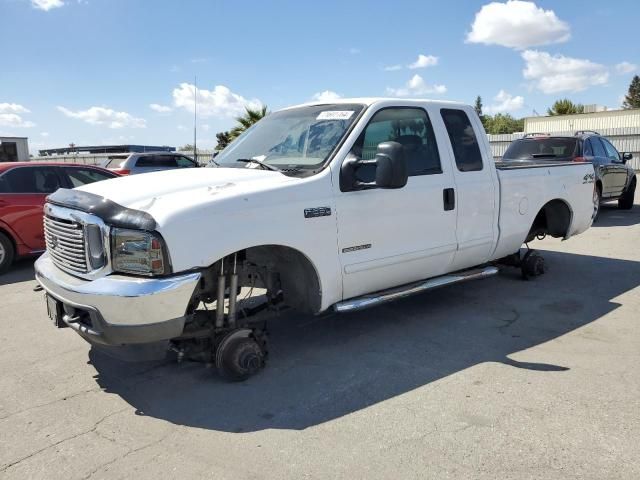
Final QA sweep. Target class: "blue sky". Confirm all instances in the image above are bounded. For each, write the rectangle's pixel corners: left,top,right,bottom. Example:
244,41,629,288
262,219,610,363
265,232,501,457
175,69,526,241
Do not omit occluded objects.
1,0,638,152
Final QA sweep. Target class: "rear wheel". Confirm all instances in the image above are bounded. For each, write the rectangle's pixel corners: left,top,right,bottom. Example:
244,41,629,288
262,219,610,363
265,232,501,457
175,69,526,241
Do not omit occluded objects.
593,184,602,220
618,178,636,210
0,232,15,274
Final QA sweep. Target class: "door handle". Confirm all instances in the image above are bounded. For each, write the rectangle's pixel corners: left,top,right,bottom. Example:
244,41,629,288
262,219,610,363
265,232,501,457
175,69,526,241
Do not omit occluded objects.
443,188,455,211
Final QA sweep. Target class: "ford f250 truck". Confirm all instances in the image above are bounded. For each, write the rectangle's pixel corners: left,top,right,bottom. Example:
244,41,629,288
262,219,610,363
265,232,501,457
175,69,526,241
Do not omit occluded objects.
35,98,596,380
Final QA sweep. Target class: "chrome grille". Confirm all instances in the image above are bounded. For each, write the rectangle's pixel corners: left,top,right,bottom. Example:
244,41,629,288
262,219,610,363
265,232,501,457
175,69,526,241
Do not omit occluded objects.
44,215,88,274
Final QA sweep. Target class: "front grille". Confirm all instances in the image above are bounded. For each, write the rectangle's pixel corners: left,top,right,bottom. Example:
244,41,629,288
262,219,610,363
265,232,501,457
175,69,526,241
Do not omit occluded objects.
44,215,88,274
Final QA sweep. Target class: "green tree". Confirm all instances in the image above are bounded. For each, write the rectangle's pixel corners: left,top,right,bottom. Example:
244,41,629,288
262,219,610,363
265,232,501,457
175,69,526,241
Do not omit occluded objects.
214,105,269,150
179,143,197,152
215,131,233,150
474,95,483,117
483,114,524,134
547,99,584,116
622,75,640,109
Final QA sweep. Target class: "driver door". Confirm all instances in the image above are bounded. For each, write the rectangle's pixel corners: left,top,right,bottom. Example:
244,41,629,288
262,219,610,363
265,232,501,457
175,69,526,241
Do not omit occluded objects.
332,106,458,300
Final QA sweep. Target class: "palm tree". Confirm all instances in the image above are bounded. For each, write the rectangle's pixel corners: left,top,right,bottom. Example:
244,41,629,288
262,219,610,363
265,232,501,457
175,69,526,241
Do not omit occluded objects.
547,99,584,116
230,105,269,139
215,105,268,150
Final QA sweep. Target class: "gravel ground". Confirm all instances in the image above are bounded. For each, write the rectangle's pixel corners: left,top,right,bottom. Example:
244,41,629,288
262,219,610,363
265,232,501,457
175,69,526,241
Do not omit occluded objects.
0,194,639,480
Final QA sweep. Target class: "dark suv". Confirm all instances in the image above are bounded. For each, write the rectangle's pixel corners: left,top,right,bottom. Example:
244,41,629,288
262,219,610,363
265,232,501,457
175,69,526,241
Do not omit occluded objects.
502,131,636,215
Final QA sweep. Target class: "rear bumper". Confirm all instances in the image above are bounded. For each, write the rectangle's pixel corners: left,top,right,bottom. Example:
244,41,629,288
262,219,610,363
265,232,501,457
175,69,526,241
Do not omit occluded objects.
35,253,201,348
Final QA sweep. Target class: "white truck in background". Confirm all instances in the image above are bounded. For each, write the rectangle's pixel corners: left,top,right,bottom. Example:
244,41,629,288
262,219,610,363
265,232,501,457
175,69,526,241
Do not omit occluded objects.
35,98,596,380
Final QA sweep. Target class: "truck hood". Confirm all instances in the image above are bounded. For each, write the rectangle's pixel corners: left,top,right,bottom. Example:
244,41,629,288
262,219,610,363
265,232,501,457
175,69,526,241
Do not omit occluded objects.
77,167,300,221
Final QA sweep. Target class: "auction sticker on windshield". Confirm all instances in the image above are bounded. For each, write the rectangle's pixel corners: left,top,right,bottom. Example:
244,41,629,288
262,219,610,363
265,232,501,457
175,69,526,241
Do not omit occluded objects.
317,111,354,120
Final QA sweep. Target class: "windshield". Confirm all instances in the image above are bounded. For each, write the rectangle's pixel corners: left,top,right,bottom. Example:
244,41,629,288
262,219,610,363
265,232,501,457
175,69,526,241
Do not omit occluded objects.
211,104,365,172
503,137,577,160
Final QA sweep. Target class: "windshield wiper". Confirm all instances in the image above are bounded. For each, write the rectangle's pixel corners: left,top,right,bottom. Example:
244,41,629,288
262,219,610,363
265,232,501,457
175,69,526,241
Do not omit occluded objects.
531,153,557,158
236,158,280,171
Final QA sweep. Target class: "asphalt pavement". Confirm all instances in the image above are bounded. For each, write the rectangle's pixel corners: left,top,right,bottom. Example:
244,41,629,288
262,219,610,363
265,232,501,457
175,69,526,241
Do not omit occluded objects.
1,195,639,479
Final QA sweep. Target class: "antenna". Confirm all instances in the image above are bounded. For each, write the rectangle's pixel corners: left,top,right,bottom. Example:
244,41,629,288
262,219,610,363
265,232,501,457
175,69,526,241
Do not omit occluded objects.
193,76,197,162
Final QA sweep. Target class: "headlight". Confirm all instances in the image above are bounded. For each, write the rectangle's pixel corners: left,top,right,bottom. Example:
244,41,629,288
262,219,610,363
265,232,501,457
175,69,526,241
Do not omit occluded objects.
111,228,170,276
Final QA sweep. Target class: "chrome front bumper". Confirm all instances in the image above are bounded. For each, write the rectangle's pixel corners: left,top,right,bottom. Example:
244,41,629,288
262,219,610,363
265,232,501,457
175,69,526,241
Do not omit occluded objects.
35,253,201,347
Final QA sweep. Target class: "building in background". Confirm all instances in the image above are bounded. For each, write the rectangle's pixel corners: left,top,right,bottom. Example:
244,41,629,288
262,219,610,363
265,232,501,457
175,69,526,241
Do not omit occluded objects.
39,144,175,156
488,108,640,170
0,136,29,162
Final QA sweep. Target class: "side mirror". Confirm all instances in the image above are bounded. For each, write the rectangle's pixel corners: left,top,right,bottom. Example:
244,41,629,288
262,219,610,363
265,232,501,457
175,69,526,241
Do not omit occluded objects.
340,141,408,191
623,152,633,164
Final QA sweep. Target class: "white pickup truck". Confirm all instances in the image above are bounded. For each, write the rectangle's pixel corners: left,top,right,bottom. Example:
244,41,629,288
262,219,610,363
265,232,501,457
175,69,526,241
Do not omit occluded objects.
35,98,596,380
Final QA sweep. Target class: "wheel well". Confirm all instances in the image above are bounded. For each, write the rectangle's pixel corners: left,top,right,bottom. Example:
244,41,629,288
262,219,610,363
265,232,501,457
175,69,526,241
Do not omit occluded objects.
526,199,572,242
199,245,322,315
596,179,602,193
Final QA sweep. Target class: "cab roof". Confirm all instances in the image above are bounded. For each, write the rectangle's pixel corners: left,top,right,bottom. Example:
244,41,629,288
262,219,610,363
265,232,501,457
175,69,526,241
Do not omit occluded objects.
281,97,469,111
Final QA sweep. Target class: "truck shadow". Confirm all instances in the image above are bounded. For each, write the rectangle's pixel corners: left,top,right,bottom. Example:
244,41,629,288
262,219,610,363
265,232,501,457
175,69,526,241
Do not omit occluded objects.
89,250,640,433
593,202,640,227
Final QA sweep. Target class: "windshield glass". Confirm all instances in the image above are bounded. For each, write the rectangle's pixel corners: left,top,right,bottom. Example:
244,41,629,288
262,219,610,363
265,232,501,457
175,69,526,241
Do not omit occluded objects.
211,104,365,171
504,137,577,160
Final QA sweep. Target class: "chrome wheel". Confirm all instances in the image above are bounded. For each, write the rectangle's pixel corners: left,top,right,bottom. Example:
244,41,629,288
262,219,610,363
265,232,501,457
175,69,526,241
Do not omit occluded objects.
0,242,5,265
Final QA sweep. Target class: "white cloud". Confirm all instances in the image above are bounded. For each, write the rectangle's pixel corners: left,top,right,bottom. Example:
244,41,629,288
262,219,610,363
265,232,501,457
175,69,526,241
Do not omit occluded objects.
149,103,173,113
0,114,36,128
522,50,609,94
311,90,342,102
57,106,147,128
384,54,438,72
201,124,210,131
484,90,525,114
31,0,64,11
41,132,50,137
0,103,30,114
0,103,35,128
172,83,261,118
615,62,637,74
408,54,438,69
177,125,187,131
467,1,570,49
386,74,447,97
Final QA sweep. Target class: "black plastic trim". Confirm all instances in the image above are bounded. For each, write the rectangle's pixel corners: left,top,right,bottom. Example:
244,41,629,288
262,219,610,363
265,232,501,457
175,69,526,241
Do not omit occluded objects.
47,188,157,230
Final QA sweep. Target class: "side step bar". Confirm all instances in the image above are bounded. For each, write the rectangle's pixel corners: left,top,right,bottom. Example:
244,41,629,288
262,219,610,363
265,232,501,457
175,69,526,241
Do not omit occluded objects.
333,266,499,313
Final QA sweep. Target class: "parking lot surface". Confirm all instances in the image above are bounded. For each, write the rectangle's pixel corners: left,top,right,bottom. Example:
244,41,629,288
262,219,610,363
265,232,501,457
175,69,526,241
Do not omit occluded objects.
1,196,639,480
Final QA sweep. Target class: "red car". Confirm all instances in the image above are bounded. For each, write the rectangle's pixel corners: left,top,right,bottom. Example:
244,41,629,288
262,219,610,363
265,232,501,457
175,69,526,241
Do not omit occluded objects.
0,162,119,273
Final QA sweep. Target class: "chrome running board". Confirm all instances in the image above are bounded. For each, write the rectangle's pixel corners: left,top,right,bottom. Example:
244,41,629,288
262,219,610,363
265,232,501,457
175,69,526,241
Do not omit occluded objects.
333,266,499,313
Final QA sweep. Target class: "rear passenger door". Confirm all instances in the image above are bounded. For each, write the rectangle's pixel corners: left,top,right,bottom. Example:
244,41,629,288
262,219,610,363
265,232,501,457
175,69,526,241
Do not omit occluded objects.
440,108,497,271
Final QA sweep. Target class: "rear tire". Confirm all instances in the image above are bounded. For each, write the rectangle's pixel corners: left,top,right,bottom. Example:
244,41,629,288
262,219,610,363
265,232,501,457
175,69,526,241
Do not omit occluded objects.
0,232,15,274
593,185,602,220
618,178,636,210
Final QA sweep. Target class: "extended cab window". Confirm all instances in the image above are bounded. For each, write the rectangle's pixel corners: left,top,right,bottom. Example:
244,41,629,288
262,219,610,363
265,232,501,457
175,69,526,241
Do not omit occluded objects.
351,107,441,179
441,109,483,172
1,167,61,194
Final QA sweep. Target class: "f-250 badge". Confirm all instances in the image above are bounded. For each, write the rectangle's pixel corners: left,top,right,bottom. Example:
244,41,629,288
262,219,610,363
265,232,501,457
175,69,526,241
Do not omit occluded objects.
304,207,331,218
583,173,595,184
